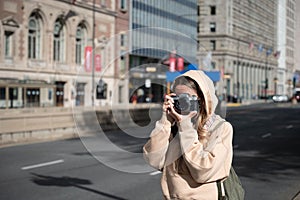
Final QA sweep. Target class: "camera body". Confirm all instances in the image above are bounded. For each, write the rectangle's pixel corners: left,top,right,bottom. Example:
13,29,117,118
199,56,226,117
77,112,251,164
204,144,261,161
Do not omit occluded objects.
172,93,199,115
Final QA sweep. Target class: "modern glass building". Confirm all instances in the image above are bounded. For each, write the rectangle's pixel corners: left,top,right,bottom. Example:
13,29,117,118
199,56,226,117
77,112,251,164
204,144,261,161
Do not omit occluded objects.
129,0,198,102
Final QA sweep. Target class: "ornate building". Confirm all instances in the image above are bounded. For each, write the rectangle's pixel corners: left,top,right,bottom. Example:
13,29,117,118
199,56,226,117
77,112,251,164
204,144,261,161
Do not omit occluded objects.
0,0,130,109
197,0,295,101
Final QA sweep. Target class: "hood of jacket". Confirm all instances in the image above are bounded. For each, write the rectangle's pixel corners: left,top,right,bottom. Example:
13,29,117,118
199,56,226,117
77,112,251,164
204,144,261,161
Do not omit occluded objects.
174,70,218,117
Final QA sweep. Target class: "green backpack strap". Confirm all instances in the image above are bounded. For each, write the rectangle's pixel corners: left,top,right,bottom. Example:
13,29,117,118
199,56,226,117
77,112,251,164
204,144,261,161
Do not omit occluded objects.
209,118,226,133
217,178,226,199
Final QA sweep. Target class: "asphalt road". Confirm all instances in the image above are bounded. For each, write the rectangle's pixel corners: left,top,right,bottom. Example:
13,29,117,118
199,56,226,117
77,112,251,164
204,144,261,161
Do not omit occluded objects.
0,103,300,200
227,103,300,200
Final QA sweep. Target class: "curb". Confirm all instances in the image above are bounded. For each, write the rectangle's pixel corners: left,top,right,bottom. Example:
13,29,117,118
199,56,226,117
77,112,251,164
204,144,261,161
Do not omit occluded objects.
227,103,242,107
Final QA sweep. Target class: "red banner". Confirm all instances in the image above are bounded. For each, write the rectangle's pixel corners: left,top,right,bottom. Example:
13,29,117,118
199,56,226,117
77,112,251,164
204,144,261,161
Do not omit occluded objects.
84,46,92,72
169,57,176,72
177,57,184,71
95,54,101,72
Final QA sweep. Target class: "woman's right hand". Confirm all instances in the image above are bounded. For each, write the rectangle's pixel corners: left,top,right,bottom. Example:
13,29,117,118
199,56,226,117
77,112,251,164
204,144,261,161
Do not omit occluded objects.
163,93,182,124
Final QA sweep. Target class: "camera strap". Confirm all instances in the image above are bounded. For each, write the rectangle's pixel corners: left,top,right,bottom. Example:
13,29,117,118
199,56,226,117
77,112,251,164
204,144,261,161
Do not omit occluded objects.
209,119,225,133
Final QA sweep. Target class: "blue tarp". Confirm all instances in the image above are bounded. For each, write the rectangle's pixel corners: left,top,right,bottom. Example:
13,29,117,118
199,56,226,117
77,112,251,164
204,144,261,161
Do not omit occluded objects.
166,71,182,82
204,71,221,82
166,64,220,82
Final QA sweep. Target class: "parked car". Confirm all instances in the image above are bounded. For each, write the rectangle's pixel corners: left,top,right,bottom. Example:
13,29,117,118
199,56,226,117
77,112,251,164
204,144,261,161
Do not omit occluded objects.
272,95,289,103
295,91,300,102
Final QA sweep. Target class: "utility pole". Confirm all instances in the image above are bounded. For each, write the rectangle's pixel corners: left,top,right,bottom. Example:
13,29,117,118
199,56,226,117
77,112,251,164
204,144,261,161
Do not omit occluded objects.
237,38,240,103
91,0,95,106
265,47,271,100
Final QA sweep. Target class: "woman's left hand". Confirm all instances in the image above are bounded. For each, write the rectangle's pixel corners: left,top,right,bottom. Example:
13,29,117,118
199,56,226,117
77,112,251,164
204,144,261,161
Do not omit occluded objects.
178,111,197,123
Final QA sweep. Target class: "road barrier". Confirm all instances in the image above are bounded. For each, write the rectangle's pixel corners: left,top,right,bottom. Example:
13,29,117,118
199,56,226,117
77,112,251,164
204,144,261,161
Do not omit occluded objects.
0,104,162,147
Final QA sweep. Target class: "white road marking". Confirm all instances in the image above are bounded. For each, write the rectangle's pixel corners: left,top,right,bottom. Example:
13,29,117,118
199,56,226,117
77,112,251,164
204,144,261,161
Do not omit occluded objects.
21,159,64,170
261,133,272,139
286,125,293,129
149,171,162,176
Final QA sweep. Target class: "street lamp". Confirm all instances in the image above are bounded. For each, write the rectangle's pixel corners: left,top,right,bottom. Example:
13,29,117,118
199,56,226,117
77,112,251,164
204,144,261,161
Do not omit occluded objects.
91,0,95,106
56,10,78,35
273,77,278,95
264,46,274,100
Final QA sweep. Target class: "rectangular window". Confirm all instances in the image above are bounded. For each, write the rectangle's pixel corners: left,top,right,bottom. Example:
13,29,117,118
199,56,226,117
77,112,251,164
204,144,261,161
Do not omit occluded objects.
5,31,13,58
120,51,126,74
118,85,123,103
210,6,216,15
120,0,127,11
75,42,81,64
53,21,65,62
101,0,106,7
0,87,6,100
210,22,216,32
211,61,216,70
28,33,37,59
76,83,85,106
120,34,126,47
53,40,60,61
26,88,40,107
210,40,216,50
9,88,18,100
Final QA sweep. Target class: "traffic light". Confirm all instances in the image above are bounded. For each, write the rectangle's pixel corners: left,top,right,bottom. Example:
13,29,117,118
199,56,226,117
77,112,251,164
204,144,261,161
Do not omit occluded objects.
265,78,268,89
96,79,107,99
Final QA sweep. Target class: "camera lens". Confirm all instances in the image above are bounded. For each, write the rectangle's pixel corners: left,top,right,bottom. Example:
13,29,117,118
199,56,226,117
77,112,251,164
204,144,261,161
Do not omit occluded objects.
178,94,191,112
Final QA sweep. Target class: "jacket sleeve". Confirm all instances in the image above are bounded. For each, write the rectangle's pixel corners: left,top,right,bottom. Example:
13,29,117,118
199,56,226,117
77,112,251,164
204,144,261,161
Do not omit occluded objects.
178,118,233,183
143,112,172,170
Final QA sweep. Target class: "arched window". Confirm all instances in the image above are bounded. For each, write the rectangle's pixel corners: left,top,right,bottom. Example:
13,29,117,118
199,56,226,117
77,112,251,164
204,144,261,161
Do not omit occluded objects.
53,18,65,62
75,23,87,64
28,12,42,59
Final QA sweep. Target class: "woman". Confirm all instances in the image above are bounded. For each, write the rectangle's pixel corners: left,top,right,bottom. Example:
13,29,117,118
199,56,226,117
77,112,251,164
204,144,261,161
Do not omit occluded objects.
143,70,233,200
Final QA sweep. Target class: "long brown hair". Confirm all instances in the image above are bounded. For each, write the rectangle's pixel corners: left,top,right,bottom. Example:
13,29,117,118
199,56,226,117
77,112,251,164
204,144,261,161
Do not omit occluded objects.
172,76,209,144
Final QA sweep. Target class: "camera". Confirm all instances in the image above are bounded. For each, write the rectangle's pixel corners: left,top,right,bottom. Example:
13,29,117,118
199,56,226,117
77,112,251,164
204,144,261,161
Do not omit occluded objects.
172,93,199,115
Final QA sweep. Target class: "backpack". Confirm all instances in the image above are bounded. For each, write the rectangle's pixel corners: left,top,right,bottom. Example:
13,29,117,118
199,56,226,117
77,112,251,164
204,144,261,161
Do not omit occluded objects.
217,166,245,200
211,119,245,200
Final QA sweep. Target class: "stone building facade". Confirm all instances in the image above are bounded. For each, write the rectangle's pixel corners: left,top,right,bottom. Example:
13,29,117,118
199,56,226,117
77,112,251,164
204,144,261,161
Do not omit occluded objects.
198,0,295,101
0,0,130,109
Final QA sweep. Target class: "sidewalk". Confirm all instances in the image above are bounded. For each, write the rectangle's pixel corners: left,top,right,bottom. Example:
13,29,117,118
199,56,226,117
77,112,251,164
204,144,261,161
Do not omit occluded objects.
227,99,268,107
227,99,300,107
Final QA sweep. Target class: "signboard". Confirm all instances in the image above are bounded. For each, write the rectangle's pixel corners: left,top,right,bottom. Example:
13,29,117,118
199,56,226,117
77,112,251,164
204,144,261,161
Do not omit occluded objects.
177,57,184,71
95,54,101,72
166,70,220,82
169,57,176,72
145,79,151,88
84,46,92,72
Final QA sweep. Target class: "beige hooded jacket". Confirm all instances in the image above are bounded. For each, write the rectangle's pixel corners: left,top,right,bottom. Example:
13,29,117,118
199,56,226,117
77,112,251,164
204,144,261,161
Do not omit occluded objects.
143,70,233,200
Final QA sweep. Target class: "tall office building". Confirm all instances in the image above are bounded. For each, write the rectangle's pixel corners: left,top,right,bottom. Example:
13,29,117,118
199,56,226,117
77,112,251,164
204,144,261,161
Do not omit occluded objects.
198,0,279,101
129,0,198,102
277,0,296,96
296,0,300,71
296,0,300,74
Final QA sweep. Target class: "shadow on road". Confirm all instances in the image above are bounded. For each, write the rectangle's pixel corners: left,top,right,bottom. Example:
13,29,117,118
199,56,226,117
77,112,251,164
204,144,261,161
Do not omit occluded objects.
230,107,300,182
30,173,127,200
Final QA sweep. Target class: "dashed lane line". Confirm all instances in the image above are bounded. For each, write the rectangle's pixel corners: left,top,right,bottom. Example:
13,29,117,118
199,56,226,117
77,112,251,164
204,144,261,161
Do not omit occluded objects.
286,125,293,129
261,133,272,139
21,159,64,170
